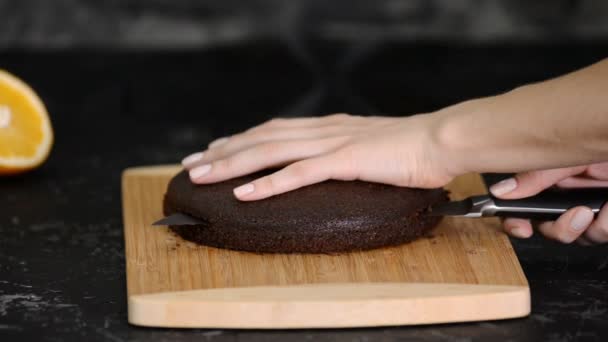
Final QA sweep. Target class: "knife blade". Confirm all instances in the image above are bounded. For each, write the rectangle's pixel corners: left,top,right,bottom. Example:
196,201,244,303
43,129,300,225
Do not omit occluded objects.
152,213,206,226
430,188,607,220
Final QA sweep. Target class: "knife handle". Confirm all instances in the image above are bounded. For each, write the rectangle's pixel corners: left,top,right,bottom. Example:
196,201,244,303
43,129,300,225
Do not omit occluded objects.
491,188,607,221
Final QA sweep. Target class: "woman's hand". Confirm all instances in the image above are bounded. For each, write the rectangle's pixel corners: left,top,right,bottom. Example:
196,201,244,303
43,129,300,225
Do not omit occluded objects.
182,57,608,244
181,113,460,201
490,163,608,245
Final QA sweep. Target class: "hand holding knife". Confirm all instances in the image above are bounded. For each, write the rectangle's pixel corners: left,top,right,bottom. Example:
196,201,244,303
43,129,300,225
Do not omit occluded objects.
429,188,607,220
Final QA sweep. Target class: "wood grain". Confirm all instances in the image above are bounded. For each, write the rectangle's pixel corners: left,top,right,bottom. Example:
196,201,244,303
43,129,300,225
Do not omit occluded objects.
122,165,529,328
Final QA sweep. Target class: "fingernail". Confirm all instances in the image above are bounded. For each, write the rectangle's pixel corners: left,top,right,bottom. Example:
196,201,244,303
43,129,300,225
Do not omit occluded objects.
182,152,204,167
510,226,530,238
189,164,212,179
209,137,229,148
489,178,517,196
571,208,593,231
234,183,255,197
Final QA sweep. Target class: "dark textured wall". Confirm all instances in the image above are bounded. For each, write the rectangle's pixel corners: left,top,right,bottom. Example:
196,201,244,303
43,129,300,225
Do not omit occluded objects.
1,0,608,49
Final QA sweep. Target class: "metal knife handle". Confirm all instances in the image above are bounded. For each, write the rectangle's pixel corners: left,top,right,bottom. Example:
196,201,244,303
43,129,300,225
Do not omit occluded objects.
489,188,607,220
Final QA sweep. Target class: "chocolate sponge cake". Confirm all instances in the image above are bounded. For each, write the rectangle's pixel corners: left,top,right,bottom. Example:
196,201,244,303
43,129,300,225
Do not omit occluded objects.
164,170,448,253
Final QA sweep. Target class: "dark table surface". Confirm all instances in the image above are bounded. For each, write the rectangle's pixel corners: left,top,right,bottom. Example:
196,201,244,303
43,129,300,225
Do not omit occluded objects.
1,42,607,341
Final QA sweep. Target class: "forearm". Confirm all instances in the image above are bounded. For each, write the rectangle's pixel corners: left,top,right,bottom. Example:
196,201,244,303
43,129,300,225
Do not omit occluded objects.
434,58,608,175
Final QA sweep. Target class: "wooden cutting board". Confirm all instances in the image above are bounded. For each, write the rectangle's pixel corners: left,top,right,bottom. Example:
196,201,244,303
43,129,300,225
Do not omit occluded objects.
122,165,529,329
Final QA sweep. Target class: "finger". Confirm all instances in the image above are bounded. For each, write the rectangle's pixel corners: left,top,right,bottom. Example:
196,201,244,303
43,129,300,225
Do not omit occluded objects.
189,137,346,184
233,153,349,201
248,114,360,131
208,114,366,153
580,203,608,244
183,129,322,170
556,177,608,188
205,117,337,156
181,151,205,167
208,137,229,149
536,220,556,240
186,114,376,169
502,218,534,238
198,126,358,166
536,206,594,244
489,166,587,199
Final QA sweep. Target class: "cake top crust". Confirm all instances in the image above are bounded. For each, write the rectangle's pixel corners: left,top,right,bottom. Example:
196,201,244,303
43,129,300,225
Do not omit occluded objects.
166,170,448,234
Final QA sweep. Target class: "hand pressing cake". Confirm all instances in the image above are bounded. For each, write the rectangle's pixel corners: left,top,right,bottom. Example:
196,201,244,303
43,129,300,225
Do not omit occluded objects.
163,170,448,253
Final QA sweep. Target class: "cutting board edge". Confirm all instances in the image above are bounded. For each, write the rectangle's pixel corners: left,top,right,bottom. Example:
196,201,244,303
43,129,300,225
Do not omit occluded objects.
128,282,530,329
122,164,182,179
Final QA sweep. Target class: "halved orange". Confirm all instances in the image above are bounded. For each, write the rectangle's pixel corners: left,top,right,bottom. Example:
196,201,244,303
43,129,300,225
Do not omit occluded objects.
0,69,53,174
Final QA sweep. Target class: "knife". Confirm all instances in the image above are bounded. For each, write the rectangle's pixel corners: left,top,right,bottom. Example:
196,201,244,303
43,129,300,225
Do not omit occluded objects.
153,212,206,226
429,188,607,220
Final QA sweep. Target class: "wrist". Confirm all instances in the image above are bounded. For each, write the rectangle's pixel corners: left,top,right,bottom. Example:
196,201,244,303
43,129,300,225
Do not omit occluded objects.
429,96,498,176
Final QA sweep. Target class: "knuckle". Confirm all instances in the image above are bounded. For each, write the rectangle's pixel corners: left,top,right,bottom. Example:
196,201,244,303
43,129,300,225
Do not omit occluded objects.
556,222,579,243
214,136,238,151
336,144,358,159
266,118,284,127
214,157,233,171
233,132,262,147
517,170,543,185
332,113,349,118
553,219,576,243
259,176,276,196
202,149,218,161
538,222,559,240
332,148,358,181
245,124,262,133
247,131,266,142
257,142,281,156
326,113,350,121
287,161,311,177
210,148,230,161
248,119,278,132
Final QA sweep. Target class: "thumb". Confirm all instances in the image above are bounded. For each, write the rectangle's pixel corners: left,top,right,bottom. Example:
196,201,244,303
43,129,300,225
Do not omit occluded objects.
489,166,587,199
